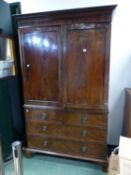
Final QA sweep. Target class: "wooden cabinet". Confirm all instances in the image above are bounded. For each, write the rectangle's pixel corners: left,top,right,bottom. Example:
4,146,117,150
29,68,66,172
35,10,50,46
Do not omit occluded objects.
16,6,116,170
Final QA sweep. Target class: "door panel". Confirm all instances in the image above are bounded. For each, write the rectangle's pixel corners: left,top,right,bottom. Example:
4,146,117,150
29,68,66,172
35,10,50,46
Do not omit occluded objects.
64,25,106,107
19,26,60,102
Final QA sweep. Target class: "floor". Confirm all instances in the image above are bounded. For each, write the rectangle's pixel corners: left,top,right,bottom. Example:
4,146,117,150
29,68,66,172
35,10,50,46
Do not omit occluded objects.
4,154,107,175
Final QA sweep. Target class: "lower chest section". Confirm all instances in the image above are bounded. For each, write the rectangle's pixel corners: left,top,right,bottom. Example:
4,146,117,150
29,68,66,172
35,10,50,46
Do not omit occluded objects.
24,107,107,160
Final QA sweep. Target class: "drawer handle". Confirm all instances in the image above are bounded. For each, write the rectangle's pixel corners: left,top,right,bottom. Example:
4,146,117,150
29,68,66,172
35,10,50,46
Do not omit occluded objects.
81,130,87,137
81,146,87,153
41,112,47,120
43,140,48,147
42,125,48,132
81,115,88,124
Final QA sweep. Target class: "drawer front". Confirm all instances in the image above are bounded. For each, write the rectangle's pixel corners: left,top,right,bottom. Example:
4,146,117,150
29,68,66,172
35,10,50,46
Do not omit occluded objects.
27,135,106,159
63,111,107,127
26,121,106,142
26,121,62,137
24,108,63,123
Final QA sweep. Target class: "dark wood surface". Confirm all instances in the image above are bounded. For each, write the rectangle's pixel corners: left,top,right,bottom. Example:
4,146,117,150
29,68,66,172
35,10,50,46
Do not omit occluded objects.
123,89,131,137
19,26,60,102
64,26,106,108
16,5,116,171
27,134,106,159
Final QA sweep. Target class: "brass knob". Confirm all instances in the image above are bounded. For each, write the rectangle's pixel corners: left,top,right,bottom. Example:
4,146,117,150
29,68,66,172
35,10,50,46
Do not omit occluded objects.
81,130,87,137
82,48,87,53
81,146,87,153
81,115,88,124
41,112,47,120
25,109,29,113
26,64,30,68
42,125,48,132
43,140,48,147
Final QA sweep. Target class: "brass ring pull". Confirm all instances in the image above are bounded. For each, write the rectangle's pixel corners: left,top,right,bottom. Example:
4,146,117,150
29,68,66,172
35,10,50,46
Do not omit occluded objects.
41,112,47,120
81,146,87,153
81,130,87,137
43,140,48,147
81,115,88,124
42,125,48,132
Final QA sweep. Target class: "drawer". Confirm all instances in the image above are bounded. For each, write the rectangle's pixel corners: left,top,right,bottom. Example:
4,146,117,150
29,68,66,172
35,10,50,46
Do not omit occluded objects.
26,121,106,142
63,111,107,127
24,108,63,123
27,135,106,159
26,121,62,137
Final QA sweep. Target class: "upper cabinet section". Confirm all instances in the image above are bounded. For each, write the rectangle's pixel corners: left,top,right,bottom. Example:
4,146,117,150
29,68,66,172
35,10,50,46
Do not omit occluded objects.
16,6,116,109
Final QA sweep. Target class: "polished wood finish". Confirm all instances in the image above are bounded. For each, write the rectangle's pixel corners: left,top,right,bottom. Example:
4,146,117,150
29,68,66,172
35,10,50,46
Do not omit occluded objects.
26,121,106,142
63,111,107,127
123,89,131,137
64,26,106,108
19,26,60,102
16,5,115,170
25,108,63,123
27,135,106,159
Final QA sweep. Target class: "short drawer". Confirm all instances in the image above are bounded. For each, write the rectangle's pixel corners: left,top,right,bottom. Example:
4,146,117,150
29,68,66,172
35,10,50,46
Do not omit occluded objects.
27,135,106,159
63,111,107,127
24,108,63,123
26,121,62,137
26,121,106,142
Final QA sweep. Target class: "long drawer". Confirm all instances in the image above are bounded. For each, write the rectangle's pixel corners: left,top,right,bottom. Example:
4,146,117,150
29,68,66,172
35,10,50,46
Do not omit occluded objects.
27,135,106,159
26,121,106,142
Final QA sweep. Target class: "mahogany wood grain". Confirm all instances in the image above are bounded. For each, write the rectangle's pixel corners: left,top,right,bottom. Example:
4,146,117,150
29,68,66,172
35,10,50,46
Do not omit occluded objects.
27,135,107,159
63,111,107,127
24,108,63,123
19,26,61,102
64,26,106,108
26,121,106,142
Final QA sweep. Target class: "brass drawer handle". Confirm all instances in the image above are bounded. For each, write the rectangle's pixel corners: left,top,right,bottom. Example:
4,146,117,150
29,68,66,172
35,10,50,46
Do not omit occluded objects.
81,146,87,153
41,112,47,120
43,140,48,147
81,115,88,124
81,130,87,137
42,125,48,132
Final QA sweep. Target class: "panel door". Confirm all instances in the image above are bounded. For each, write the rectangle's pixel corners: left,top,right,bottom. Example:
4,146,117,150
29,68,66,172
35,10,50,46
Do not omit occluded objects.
63,24,108,108
19,26,61,103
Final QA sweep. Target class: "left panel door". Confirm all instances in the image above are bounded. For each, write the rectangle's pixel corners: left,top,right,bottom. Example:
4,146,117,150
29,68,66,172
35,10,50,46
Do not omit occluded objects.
19,26,61,103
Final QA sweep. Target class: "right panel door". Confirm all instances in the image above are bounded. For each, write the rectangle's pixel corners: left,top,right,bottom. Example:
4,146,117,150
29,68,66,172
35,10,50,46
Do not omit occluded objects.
64,24,108,108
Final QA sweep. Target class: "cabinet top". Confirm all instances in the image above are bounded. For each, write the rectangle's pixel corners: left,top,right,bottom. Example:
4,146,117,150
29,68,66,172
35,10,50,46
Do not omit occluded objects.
15,5,116,26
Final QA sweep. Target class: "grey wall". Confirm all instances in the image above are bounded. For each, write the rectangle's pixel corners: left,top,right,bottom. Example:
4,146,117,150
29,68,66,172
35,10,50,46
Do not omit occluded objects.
0,0,12,35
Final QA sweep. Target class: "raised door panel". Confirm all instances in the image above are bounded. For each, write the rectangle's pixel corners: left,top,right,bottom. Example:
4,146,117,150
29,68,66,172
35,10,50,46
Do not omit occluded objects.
64,24,107,108
19,26,61,103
